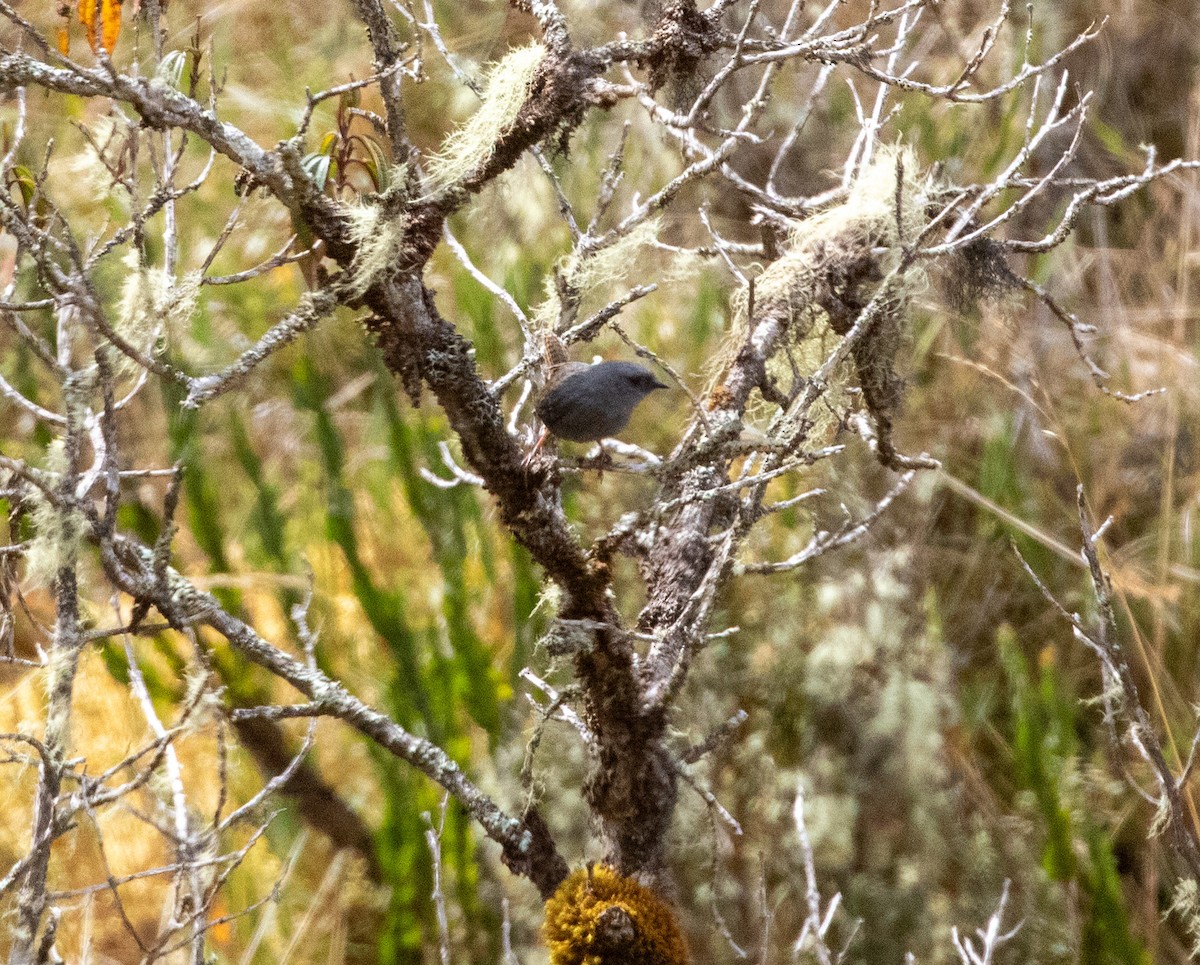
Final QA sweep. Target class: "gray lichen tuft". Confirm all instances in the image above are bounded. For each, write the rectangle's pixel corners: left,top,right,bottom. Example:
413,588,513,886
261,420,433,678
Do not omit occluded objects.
425,43,546,192
720,147,934,448
114,249,201,375
535,218,661,332
345,196,410,298
23,442,86,591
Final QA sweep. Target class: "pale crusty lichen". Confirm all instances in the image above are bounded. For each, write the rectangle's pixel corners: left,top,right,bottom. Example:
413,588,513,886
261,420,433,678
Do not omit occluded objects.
714,146,934,430
425,43,546,192
52,115,125,211
113,248,201,374
534,217,662,331
23,440,85,591
344,201,410,298
729,145,931,346
1171,878,1200,957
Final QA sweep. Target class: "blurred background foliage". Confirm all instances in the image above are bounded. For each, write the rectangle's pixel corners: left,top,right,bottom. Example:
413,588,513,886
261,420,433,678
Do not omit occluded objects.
2,0,1200,962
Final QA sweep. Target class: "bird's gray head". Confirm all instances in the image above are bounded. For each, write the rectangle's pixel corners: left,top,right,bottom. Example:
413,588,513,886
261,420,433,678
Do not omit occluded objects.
591,361,669,401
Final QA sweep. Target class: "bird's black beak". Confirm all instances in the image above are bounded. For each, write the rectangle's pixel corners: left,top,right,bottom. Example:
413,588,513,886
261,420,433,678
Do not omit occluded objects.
651,376,669,391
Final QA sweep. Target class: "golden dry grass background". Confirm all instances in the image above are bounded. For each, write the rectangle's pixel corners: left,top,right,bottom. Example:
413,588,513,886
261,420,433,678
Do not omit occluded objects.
2,0,1200,962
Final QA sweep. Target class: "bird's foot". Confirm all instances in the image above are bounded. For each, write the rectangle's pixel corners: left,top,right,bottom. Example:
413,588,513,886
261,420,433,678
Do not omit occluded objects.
589,442,614,478
522,428,551,473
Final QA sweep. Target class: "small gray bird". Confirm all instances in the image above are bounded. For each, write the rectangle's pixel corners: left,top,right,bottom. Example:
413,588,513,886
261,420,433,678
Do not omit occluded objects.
531,360,667,458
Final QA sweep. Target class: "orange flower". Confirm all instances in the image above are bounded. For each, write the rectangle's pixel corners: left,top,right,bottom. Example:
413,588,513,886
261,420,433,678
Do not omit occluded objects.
77,0,122,54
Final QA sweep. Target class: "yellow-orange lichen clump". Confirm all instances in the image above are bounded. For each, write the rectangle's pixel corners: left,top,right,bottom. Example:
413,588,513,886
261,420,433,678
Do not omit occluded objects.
542,864,689,965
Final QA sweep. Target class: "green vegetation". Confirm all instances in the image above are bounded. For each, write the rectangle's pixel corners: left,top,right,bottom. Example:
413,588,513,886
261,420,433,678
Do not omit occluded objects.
2,1,1199,962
